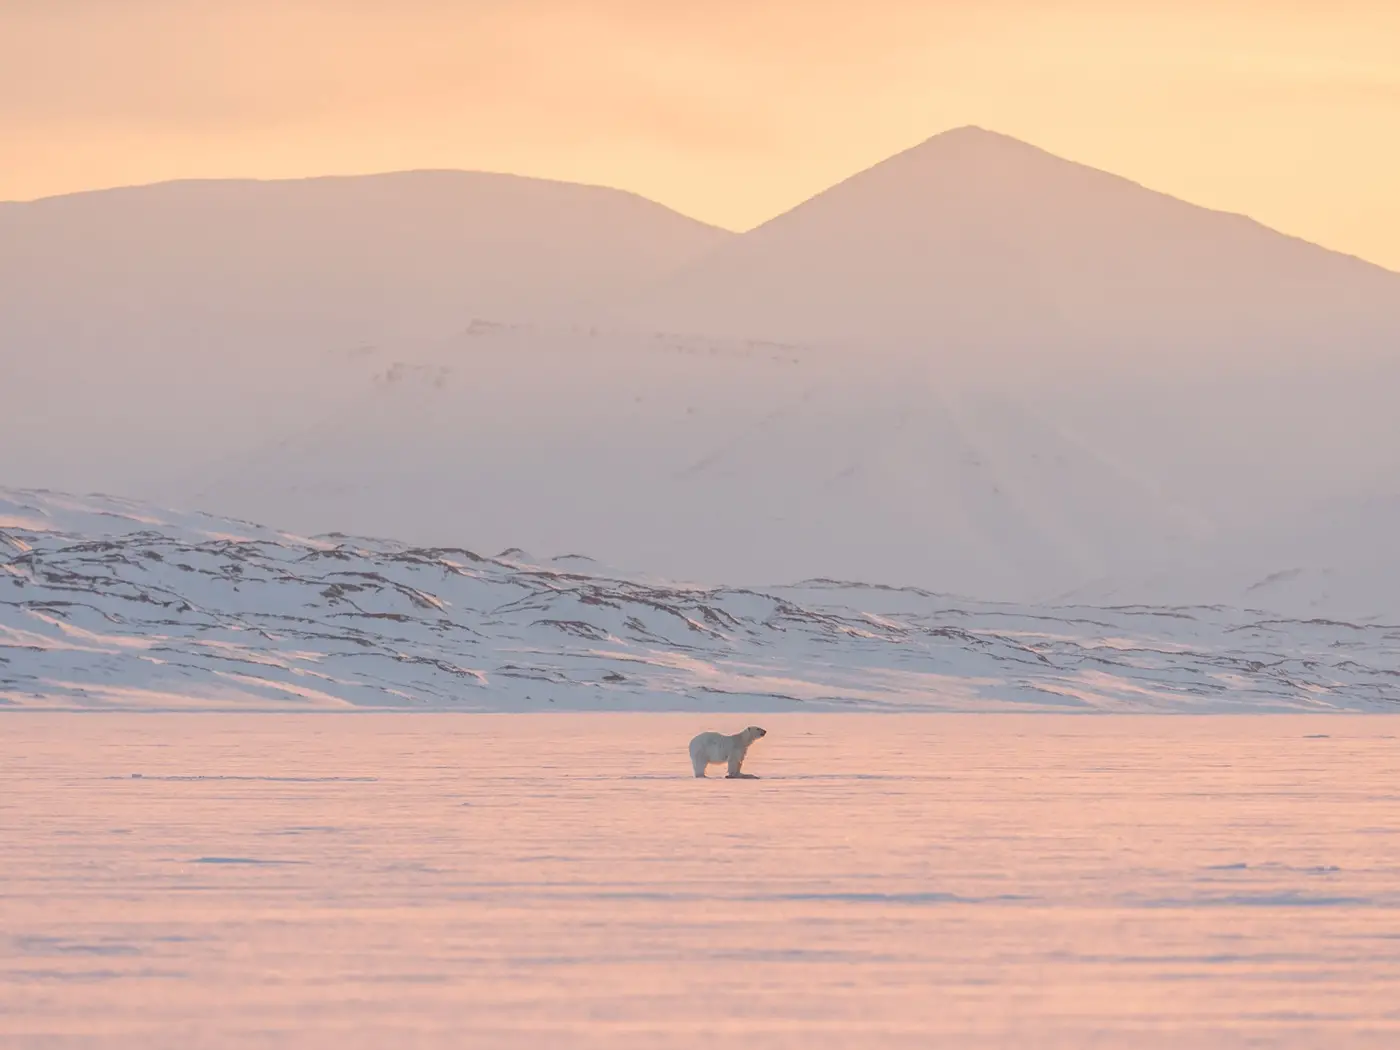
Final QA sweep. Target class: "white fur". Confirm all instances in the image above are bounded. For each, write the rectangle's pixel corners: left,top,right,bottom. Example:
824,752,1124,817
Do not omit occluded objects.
689,726,767,778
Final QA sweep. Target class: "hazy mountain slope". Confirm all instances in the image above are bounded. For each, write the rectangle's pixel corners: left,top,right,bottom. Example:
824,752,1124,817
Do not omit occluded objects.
0,170,730,499
130,319,1396,615
625,126,1400,373
1070,491,1400,619
5,317,1398,612
4,133,1399,613
0,170,730,350
144,324,1213,602
4,488,1395,712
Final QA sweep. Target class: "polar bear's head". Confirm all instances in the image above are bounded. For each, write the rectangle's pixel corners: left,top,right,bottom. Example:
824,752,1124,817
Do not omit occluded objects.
742,726,767,742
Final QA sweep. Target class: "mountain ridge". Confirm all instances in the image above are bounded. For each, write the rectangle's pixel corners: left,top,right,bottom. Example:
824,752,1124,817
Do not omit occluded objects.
5,128,1395,278
0,167,731,347
784,125,1398,275
625,124,1400,354
3,167,734,239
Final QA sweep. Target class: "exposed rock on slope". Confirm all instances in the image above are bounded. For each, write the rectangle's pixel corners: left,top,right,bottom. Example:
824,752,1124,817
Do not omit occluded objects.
3,489,1395,712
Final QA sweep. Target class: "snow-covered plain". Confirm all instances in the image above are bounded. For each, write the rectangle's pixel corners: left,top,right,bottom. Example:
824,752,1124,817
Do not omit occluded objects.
4,714,1399,1049
3,488,1397,713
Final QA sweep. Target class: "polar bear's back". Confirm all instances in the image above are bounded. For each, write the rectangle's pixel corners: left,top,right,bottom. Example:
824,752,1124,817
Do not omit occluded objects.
689,731,730,762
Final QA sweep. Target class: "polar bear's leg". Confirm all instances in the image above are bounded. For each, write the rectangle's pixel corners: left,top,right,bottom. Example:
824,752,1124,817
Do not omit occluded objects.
691,751,708,778
726,753,757,779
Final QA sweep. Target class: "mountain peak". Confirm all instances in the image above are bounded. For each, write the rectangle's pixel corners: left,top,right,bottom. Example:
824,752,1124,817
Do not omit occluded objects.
892,124,1062,161
922,123,1023,144
832,124,1092,197
628,124,1400,353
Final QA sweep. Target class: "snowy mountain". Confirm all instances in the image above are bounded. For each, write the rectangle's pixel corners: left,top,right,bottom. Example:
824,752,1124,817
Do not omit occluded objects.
0,169,728,483
140,323,1214,602
625,126,1400,370
3,488,1396,712
0,170,729,348
0,170,729,525
1069,492,1400,619
3,131,1399,614
18,315,1379,618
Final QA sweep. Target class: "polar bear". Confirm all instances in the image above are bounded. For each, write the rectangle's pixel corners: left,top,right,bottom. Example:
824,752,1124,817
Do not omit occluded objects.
689,726,767,779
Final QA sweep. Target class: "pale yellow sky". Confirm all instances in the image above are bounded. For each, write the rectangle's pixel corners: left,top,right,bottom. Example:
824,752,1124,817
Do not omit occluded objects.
3,1,1399,269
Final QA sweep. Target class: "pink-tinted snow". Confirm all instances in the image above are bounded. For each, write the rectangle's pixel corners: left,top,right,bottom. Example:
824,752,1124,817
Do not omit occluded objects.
3,714,1399,1048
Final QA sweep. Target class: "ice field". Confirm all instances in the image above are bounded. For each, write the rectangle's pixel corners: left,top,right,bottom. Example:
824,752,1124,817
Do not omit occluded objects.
4,714,1399,1048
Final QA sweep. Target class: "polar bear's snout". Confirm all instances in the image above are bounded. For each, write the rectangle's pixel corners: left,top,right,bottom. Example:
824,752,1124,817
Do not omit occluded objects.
689,726,767,779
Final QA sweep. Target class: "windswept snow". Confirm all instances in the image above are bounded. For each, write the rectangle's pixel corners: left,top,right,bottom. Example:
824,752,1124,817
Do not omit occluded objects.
2,489,1396,712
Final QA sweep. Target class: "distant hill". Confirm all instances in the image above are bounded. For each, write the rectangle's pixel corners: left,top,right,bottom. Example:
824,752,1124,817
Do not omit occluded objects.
0,169,730,353
626,126,1400,375
0,169,729,515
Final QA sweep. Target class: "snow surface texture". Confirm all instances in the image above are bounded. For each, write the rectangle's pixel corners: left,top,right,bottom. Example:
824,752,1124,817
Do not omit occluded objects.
3,129,1399,615
3,488,1396,712
5,714,1400,1048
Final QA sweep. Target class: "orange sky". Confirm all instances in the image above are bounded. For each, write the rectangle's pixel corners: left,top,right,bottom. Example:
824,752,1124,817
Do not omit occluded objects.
3,1,1399,269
